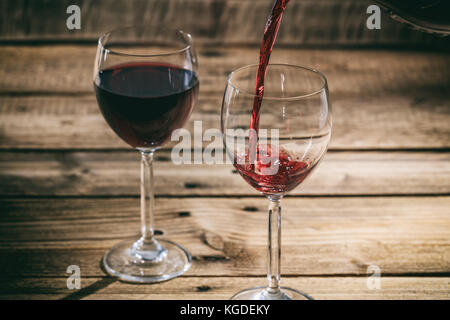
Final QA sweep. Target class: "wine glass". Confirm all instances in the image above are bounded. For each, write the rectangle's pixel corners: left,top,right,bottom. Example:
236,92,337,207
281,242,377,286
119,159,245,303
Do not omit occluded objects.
221,64,332,299
93,26,199,283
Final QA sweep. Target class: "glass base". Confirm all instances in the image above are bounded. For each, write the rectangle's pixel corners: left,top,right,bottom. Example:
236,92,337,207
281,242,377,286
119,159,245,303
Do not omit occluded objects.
231,286,313,300
103,238,191,283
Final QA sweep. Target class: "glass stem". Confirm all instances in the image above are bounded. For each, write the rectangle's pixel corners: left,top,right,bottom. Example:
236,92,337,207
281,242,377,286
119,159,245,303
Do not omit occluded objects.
266,196,282,294
140,150,156,241
131,150,166,262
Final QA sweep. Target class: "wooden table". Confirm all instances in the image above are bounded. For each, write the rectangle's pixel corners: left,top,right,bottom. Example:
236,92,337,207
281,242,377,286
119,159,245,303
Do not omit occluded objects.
0,45,449,300
0,0,449,300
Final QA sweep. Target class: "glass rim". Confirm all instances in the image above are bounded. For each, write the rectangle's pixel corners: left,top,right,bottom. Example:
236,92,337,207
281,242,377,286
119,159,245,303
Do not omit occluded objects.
227,63,328,100
98,25,193,58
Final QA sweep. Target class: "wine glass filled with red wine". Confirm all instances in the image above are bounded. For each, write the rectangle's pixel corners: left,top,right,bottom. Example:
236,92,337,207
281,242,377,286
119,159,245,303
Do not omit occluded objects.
221,64,332,299
93,26,199,283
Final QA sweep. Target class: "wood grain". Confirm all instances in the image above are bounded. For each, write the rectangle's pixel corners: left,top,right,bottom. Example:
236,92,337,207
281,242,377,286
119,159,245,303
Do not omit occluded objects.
0,0,447,47
0,92,449,150
0,197,448,277
0,151,449,196
0,46,449,96
0,47,449,150
0,276,448,300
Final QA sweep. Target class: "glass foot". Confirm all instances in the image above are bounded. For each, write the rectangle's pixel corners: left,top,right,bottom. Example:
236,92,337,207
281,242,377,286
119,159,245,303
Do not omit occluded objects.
231,286,313,300
103,238,191,283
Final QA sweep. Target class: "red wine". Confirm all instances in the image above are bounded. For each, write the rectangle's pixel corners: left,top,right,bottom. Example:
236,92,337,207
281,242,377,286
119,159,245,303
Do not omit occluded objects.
249,0,290,160
94,62,198,149
236,0,305,195
234,145,312,194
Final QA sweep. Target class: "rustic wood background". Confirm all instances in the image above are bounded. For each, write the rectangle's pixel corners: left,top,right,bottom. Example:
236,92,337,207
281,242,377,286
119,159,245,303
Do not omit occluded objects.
0,0,449,48
0,0,449,299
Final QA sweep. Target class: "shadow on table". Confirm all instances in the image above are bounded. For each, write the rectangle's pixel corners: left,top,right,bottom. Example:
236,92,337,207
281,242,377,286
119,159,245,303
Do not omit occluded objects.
60,259,117,300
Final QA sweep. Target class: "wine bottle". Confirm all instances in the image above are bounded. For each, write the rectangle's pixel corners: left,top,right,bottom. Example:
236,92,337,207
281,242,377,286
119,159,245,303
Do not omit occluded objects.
374,0,450,35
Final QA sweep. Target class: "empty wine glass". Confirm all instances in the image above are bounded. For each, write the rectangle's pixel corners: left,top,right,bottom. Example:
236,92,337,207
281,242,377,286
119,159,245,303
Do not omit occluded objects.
93,26,199,283
221,64,332,299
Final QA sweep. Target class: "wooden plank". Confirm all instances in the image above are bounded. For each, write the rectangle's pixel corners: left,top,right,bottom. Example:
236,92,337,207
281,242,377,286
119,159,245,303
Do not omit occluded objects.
0,47,449,150
0,276,448,300
1,92,449,150
0,151,448,196
0,197,448,277
0,46,449,96
0,0,446,47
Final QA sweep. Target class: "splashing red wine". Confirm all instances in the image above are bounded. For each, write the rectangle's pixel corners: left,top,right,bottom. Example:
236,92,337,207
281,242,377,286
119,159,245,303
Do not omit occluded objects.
249,0,290,158
235,0,313,195
234,144,312,194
